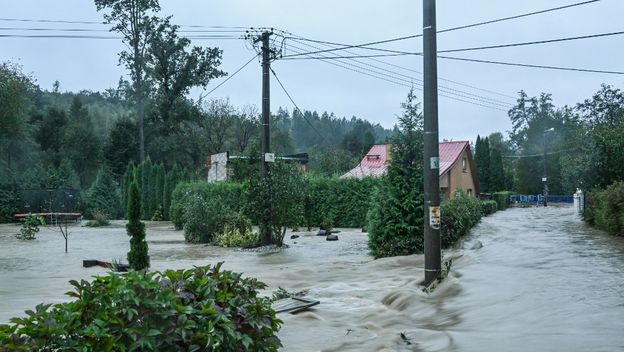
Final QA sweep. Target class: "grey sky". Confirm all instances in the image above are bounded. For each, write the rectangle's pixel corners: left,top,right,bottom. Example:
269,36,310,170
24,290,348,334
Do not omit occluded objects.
2,0,623,141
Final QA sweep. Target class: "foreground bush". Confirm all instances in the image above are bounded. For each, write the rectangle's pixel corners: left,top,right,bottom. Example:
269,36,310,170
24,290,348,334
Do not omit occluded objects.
440,190,482,248
0,264,282,351
584,181,624,236
492,191,513,210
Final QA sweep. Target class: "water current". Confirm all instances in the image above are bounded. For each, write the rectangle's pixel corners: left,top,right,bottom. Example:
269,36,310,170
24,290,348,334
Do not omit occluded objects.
0,205,622,351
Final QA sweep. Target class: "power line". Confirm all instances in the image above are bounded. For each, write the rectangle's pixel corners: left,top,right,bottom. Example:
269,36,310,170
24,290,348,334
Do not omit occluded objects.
0,26,246,34
0,17,250,29
282,29,624,60
439,30,624,54
280,50,624,76
503,148,578,158
282,33,516,99
283,39,513,108
269,67,328,143
437,55,624,75
0,33,241,40
199,53,259,100
279,0,600,58
437,0,599,35
281,44,509,111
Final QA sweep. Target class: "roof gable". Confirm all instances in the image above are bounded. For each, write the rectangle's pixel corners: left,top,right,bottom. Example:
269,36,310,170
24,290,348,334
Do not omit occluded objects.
341,141,471,179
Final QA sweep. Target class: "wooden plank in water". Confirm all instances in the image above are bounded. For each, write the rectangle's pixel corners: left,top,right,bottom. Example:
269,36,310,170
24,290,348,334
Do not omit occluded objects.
273,297,320,314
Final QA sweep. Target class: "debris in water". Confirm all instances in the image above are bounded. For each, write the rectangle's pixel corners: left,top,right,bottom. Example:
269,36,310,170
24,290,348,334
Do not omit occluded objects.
400,332,412,345
273,297,320,314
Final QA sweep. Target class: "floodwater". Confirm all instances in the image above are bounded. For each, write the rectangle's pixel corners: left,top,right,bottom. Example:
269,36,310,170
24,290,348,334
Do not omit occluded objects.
1,205,623,351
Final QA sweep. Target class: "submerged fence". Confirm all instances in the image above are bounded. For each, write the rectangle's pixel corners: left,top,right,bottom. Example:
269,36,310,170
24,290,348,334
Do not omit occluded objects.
510,195,574,204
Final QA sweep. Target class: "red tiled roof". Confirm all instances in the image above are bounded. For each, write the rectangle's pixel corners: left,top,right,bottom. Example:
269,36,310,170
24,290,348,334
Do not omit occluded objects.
340,145,388,178
438,141,469,176
341,141,469,179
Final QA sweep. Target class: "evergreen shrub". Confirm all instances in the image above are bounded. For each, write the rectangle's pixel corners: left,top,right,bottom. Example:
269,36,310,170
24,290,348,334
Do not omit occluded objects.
0,264,282,351
0,188,17,223
127,180,149,270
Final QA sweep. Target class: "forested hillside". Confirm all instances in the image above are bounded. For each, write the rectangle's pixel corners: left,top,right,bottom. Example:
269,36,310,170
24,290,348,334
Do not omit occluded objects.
0,61,393,221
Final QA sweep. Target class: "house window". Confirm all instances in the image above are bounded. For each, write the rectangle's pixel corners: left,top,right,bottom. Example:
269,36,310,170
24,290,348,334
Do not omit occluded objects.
467,189,473,197
462,157,467,172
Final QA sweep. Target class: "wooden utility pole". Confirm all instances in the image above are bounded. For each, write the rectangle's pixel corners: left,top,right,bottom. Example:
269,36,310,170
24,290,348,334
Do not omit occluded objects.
261,32,271,179
423,0,441,285
259,31,273,245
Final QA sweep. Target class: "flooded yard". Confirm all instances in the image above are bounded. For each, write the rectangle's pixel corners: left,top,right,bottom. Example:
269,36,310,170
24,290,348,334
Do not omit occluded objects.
1,205,623,351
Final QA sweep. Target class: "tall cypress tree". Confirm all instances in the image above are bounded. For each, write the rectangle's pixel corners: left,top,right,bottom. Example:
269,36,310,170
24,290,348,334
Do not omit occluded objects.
140,159,151,219
163,169,172,220
489,147,505,192
367,88,424,258
148,163,159,218
475,135,491,193
126,178,149,270
121,161,136,218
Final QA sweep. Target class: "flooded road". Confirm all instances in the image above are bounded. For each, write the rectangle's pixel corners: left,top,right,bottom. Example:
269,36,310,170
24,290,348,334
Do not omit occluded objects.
1,205,623,351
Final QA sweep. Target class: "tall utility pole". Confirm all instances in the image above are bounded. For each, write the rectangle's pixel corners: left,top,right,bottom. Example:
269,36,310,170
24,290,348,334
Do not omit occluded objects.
543,127,554,207
423,0,441,285
258,31,273,245
260,31,271,179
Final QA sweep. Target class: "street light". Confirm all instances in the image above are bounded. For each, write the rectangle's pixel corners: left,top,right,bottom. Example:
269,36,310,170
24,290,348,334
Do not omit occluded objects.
543,127,555,207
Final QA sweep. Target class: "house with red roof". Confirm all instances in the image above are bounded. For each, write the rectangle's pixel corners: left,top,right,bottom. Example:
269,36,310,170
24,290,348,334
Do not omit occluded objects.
341,141,479,199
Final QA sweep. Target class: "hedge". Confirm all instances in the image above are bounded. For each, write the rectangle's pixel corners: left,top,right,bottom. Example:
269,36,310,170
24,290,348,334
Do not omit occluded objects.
584,181,624,236
440,190,483,249
0,264,281,351
479,200,498,217
306,176,380,228
170,177,380,233
492,191,513,210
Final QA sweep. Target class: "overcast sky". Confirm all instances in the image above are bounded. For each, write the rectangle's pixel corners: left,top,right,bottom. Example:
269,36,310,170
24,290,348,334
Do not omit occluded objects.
2,0,623,141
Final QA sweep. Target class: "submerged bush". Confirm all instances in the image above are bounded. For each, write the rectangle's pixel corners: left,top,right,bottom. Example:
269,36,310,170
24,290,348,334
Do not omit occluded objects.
584,181,624,236
85,209,110,227
17,214,45,240
440,190,482,248
182,195,249,244
479,200,498,216
215,213,257,248
0,264,282,351
492,191,513,210
170,182,246,230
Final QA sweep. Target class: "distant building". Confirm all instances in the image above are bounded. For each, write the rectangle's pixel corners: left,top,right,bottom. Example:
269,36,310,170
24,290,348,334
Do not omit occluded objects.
341,141,479,199
206,152,309,182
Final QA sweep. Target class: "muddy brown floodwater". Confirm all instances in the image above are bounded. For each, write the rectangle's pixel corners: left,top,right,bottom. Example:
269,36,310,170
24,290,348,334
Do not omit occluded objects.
1,205,623,351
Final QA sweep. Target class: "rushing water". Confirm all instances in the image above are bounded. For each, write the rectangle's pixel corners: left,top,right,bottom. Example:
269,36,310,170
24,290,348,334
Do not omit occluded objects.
0,205,623,351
